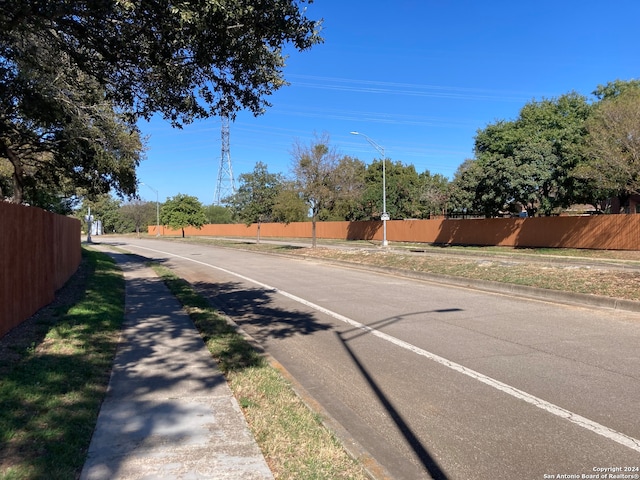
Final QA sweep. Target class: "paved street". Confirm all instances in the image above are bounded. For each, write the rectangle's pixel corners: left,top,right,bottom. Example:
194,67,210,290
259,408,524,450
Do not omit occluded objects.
97,237,640,480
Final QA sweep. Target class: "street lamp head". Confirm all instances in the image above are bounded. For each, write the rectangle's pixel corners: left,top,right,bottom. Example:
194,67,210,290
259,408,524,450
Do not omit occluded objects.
350,131,359,135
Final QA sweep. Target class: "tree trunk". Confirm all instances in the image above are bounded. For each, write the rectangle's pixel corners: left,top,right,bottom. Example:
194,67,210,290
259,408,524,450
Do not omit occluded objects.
182,228,185,238
311,218,317,248
0,140,24,204
257,222,261,244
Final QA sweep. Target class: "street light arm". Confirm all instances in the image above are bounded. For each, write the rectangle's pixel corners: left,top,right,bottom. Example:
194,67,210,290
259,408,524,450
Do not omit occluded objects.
140,182,157,195
350,131,384,159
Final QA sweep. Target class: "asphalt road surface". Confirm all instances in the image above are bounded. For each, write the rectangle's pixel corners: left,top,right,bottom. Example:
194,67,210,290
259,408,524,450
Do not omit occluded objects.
97,237,640,480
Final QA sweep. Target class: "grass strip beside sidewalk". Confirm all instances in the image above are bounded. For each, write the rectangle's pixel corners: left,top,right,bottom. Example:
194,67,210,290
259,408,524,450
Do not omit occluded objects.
0,248,124,480
151,264,371,480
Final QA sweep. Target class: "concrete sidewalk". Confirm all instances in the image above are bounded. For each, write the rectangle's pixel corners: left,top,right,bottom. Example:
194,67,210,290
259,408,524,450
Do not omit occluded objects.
81,250,273,479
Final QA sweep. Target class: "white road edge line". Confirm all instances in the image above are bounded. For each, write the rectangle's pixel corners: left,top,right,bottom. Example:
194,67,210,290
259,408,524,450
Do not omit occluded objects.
133,244,640,454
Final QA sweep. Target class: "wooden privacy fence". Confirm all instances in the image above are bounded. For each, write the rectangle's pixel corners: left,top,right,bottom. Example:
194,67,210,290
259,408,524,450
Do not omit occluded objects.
1,203,81,338
150,214,640,251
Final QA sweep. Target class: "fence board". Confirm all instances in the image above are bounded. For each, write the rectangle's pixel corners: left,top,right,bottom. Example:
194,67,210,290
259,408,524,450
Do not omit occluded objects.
1,203,81,338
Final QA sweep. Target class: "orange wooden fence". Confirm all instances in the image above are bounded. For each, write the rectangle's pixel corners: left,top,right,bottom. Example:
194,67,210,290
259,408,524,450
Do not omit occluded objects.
150,214,640,251
1,203,81,338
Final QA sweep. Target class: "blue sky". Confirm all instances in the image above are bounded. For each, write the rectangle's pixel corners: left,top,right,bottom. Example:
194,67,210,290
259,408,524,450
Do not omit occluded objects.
136,0,639,205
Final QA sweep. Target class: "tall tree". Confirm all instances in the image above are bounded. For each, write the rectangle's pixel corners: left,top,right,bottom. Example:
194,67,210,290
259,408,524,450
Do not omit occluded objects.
272,181,309,224
120,200,158,236
361,159,425,220
577,87,640,209
448,159,481,217
593,79,640,101
464,121,519,217
516,92,592,213
226,162,283,242
511,138,555,216
203,204,234,224
326,155,366,221
161,194,207,238
292,134,339,247
385,161,422,219
418,171,450,218
469,93,592,216
474,153,518,217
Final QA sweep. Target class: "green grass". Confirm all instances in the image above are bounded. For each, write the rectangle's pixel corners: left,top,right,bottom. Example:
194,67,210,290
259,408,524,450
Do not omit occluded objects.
152,265,265,373
151,264,370,480
0,248,124,480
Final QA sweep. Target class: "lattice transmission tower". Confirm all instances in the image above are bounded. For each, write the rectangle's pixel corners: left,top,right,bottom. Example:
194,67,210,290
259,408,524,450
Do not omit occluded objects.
214,113,236,204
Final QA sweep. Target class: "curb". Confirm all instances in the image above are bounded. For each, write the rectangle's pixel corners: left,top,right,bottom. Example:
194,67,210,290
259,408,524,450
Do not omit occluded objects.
192,237,640,314
296,255,640,314
203,291,394,480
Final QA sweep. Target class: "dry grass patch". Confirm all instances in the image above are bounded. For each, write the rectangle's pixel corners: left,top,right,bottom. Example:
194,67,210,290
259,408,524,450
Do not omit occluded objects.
229,366,367,480
286,247,640,302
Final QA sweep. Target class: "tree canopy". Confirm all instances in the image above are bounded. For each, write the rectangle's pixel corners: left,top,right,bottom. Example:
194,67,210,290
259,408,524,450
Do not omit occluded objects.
2,1,322,123
577,87,640,204
226,161,283,242
120,200,158,236
447,81,640,217
1,0,322,207
0,44,143,205
220,80,640,225
292,133,340,247
463,93,593,217
161,193,207,237
326,155,366,221
204,204,234,224
272,181,309,224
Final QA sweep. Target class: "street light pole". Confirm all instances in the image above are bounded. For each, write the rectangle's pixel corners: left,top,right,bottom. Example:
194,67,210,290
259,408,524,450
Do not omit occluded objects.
350,131,389,247
86,206,92,243
141,183,160,236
